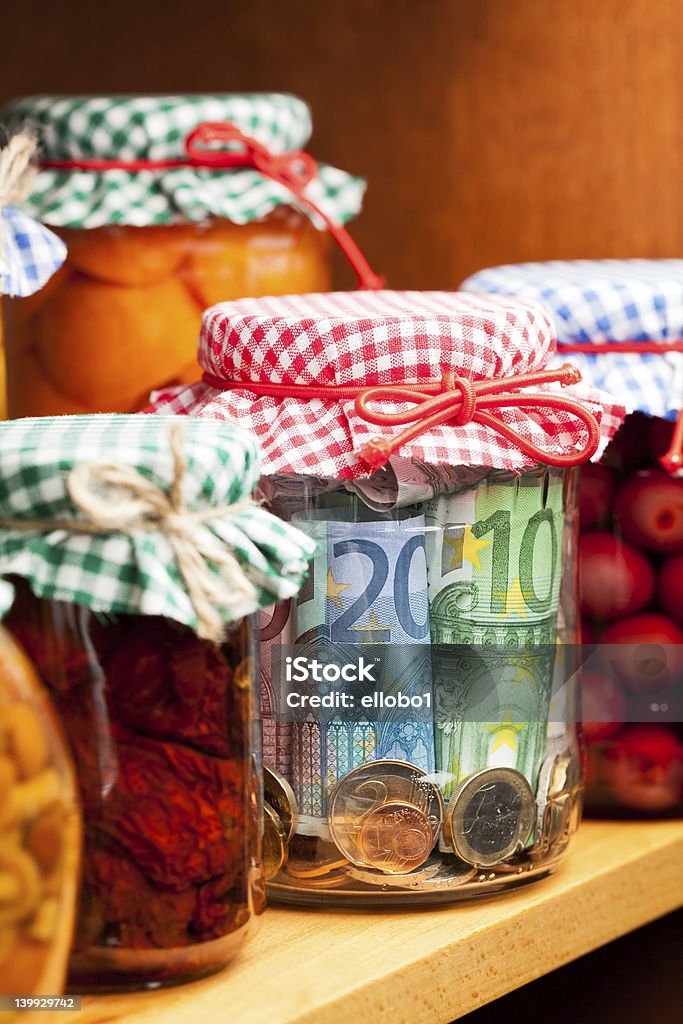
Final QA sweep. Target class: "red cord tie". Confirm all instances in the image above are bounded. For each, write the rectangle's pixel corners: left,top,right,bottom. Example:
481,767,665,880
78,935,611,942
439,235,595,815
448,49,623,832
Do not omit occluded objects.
40,120,384,291
202,362,602,470
557,340,683,474
355,363,599,469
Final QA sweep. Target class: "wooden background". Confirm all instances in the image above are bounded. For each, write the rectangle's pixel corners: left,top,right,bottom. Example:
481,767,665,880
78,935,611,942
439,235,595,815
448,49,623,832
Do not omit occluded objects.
2,0,683,289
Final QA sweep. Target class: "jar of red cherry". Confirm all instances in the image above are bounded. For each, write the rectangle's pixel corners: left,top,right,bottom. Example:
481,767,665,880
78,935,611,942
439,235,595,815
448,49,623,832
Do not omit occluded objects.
461,260,683,818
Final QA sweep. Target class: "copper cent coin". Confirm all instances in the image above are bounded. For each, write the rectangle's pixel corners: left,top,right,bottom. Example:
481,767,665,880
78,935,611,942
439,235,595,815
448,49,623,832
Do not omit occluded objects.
359,801,434,873
327,759,442,872
444,767,535,868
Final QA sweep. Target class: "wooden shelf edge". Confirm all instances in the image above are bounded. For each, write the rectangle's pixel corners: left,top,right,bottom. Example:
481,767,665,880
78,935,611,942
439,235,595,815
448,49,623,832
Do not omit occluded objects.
63,821,683,1024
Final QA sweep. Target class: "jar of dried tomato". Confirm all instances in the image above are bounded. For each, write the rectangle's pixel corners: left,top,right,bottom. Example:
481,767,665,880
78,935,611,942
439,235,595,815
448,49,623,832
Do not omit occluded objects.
0,414,314,989
0,625,80,1019
462,260,683,818
148,291,624,904
0,94,376,418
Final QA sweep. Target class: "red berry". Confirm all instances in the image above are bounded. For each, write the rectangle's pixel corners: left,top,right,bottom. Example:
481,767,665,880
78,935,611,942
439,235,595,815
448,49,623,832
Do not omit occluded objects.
579,464,616,531
601,612,683,645
614,470,683,554
658,554,683,627
600,612,683,694
603,725,683,812
579,532,655,619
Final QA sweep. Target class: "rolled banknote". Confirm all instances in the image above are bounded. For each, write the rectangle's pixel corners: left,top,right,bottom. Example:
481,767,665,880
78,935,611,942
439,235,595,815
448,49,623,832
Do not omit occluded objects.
346,458,490,511
263,503,435,837
424,467,565,804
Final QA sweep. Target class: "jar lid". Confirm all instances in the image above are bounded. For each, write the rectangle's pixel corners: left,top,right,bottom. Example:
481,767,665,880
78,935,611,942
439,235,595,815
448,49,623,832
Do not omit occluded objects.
0,415,315,641
148,290,625,478
462,260,683,421
1,93,365,229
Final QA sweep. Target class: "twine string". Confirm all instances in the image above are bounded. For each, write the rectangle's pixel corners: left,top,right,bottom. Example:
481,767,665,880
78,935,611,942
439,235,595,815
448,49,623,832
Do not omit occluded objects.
0,423,257,643
0,131,37,211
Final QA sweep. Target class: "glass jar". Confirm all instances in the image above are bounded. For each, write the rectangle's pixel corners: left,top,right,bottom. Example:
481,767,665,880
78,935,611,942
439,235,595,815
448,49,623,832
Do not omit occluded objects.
578,412,683,817
458,259,683,820
0,413,315,988
146,289,623,905
5,583,262,989
0,93,370,418
258,465,584,904
3,212,330,418
0,622,80,1012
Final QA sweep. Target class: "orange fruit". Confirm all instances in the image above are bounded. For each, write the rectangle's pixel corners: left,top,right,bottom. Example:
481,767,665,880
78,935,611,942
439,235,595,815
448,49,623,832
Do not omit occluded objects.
3,266,73,345
182,215,331,308
33,275,202,410
6,348,92,418
57,225,195,287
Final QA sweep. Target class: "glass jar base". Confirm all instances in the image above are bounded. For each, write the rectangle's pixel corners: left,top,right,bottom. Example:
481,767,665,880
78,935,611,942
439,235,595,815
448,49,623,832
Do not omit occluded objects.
267,851,567,908
67,918,258,992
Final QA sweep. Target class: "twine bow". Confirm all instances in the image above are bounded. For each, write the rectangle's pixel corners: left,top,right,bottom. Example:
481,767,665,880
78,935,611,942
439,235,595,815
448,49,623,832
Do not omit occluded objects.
0,424,257,643
40,119,384,291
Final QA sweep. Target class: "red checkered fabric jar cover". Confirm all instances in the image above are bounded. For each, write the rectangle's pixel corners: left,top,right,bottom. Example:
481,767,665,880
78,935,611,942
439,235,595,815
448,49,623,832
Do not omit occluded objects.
147,290,626,478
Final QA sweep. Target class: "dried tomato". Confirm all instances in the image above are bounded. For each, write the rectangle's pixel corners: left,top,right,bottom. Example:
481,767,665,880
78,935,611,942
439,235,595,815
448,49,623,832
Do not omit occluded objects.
6,593,258,954
104,620,236,756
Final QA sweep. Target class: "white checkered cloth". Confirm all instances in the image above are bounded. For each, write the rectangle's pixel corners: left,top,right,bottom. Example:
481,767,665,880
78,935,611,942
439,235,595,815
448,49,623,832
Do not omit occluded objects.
1,205,66,297
461,260,683,421
147,291,625,478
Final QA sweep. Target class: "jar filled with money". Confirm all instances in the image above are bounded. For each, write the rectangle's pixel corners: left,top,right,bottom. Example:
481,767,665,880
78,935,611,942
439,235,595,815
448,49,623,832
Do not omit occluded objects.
462,261,683,819
1,93,378,418
148,290,625,903
0,415,314,986
0,626,80,1020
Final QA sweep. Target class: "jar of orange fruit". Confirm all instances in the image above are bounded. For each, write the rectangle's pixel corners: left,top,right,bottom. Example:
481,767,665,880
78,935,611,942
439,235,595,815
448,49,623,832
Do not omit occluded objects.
0,623,80,1018
1,94,376,417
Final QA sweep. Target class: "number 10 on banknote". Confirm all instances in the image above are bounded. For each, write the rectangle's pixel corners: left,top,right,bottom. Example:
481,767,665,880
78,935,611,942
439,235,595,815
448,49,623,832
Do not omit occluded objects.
425,468,564,800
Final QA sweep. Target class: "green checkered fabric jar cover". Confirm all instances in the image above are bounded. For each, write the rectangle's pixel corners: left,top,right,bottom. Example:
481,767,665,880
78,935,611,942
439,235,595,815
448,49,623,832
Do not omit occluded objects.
1,94,365,229
0,414,316,631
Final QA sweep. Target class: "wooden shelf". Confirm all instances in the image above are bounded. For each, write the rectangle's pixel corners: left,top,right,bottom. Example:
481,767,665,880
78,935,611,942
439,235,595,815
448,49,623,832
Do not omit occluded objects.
64,821,683,1024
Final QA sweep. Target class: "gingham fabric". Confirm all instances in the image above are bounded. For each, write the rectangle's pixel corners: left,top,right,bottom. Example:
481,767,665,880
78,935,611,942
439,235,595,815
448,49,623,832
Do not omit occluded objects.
0,415,316,628
1,94,365,229
461,260,683,420
0,205,66,296
147,291,626,478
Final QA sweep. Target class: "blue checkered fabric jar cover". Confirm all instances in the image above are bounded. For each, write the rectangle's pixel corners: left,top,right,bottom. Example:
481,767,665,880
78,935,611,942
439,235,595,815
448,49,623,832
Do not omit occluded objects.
461,260,683,421
1,205,66,297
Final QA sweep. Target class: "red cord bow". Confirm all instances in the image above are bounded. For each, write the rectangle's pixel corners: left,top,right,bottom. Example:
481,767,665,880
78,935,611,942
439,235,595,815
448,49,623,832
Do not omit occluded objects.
202,363,602,469
40,120,384,291
355,363,601,469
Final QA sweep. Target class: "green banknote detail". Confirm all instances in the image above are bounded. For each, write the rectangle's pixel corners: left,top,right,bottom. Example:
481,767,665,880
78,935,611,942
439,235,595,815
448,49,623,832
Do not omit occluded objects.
425,469,565,798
